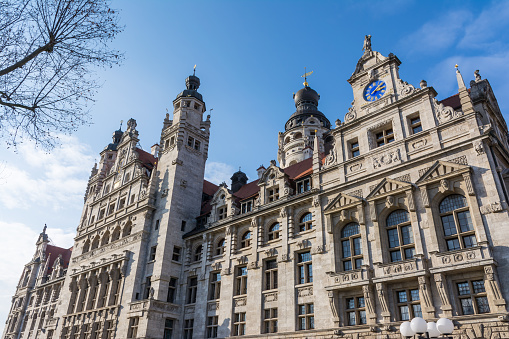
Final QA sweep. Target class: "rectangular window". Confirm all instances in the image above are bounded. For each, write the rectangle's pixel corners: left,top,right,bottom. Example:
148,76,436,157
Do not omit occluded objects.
105,320,114,339
350,140,360,158
218,207,227,220
235,266,248,295
396,289,422,321
98,209,106,220
457,280,490,315
264,308,278,333
149,246,157,261
172,246,181,261
181,220,186,232
118,198,126,210
164,318,173,339
233,312,246,336
297,303,314,330
107,203,115,215
127,317,139,338
265,259,278,290
167,277,177,303
345,296,366,326
170,136,175,146
209,272,221,300
297,178,311,193
186,277,198,304
144,276,151,299
297,252,313,284
187,136,194,147
241,200,253,214
207,316,218,338
375,127,395,147
155,219,160,230
194,140,201,151
410,116,423,134
268,188,279,202
183,319,194,339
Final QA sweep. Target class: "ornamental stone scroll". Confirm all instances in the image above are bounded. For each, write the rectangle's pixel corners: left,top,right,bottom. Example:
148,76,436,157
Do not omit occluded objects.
328,290,341,326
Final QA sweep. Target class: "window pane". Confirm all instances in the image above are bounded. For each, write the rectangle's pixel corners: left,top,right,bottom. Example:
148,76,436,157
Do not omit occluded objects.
343,260,352,271
308,264,313,283
410,289,420,301
387,229,400,248
298,252,312,262
352,149,360,157
299,266,305,284
355,258,364,269
404,247,416,259
458,211,474,232
472,280,486,294
411,117,421,125
461,298,474,315
476,296,490,313
299,318,306,330
412,304,422,318
353,237,362,255
457,282,471,295
447,238,461,251
270,223,280,232
463,235,477,248
398,291,408,303
301,213,312,223
359,310,367,324
346,298,355,309
341,223,360,238
391,251,402,262
342,240,351,258
401,225,414,245
298,305,306,315
400,306,410,321
412,125,423,134
387,210,409,226
347,312,356,326
441,215,457,236
357,297,365,308
309,316,314,329
439,195,467,213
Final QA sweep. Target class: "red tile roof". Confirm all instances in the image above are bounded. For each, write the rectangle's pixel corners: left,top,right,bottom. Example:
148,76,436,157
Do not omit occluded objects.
439,89,470,111
203,180,220,196
234,179,260,200
136,148,157,169
45,244,73,273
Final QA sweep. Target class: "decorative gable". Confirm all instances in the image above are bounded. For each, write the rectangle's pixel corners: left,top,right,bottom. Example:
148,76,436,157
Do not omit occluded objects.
324,193,364,214
416,160,470,185
258,160,286,186
366,178,413,200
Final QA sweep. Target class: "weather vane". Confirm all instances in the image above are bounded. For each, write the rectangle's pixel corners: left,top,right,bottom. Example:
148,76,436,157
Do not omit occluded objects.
120,120,123,130
301,67,313,87
193,64,197,76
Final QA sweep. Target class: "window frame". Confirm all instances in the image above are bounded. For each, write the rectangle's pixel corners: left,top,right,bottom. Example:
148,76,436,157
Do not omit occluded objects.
439,194,477,251
233,312,246,336
264,259,278,291
186,277,198,304
267,222,281,241
298,212,313,232
297,303,314,330
340,223,363,271
456,279,490,315
268,187,280,202
207,316,218,338
296,178,311,193
296,251,313,285
208,271,221,300
385,209,415,263
167,277,177,303
264,308,278,333
349,139,360,158
395,288,422,321
235,266,248,296
409,114,423,134
345,296,367,326
374,126,395,148
240,231,251,249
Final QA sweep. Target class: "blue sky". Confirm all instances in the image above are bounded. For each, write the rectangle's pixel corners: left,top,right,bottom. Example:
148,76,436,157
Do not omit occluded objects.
2,0,509,329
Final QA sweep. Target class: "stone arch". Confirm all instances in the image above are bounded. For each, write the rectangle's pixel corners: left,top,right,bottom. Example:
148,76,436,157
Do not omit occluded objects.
111,226,121,242
91,235,100,250
122,222,132,237
101,230,110,246
82,239,90,254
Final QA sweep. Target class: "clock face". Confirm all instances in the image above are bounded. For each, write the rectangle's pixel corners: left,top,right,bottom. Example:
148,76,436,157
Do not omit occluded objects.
363,80,386,102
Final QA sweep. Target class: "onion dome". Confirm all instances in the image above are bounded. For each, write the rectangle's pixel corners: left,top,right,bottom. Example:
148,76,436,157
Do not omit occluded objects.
105,128,123,151
285,84,330,131
175,73,203,102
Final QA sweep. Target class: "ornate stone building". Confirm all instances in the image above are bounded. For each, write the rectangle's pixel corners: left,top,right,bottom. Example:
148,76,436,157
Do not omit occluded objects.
4,39,509,339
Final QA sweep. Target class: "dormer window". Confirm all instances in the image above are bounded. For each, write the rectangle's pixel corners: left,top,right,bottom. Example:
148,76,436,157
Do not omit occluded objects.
297,178,311,194
218,207,227,220
268,188,279,202
241,200,252,214
375,127,394,147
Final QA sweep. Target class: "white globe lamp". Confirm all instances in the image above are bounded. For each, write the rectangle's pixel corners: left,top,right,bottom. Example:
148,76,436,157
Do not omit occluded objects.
427,321,441,338
410,317,428,334
400,321,415,338
436,317,454,335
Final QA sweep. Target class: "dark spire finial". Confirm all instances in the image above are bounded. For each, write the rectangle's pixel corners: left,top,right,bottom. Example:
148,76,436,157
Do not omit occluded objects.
43,224,47,234
119,120,123,131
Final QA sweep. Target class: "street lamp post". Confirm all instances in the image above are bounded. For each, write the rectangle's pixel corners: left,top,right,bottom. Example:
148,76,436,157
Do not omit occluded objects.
399,317,454,339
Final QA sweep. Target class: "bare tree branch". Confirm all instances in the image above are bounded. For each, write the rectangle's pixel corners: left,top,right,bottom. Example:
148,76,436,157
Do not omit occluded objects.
0,0,123,149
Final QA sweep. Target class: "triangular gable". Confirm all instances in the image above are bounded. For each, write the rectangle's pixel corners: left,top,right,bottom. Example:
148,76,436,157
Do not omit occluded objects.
416,160,470,185
366,178,413,200
324,193,363,214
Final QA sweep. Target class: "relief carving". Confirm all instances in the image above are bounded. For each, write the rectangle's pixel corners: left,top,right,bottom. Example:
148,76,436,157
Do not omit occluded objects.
433,98,463,123
411,138,427,150
345,106,357,123
480,202,504,214
234,297,247,307
372,148,401,169
297,286,313,297
264,292,278,302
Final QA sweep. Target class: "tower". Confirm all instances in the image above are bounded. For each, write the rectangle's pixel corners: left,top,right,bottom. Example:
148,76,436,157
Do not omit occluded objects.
278,78,331,168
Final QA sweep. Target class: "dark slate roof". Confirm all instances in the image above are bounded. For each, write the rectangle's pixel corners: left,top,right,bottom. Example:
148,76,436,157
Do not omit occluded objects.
45,244,73,274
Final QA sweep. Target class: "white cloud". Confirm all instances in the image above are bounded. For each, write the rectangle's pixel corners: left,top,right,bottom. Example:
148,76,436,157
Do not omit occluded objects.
205,162,235,186
399,10,471,55
0,135,94,210
0,222,74,335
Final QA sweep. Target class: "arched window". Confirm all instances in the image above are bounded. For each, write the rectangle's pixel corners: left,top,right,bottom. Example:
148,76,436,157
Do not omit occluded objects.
216,238,225,256
123,223,132,237
386,210,415,262
240,231,251,248
294,132,303,139
439,194,476,251
285,137,291,144
340,223,362,271
299,213,313,232
124,172,130,182
111,226,121,242
268,223,280,241
82,240,90,254
91,236,100,250
194,245,202,262
101,231,110,246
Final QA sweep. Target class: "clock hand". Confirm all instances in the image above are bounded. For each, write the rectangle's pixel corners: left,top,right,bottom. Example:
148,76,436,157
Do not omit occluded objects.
371,83,386,95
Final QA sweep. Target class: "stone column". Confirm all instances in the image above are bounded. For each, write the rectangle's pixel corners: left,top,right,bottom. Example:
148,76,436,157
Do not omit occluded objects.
107,268,121,306
85,274,98,310
376,283,391,323
418,276,435,319
96,271,109,308
433,273,452,317
67,277,78,314
484,265,507,312
328,290,341,326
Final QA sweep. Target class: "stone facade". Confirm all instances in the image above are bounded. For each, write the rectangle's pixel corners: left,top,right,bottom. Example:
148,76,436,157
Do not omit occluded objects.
3,40,509,339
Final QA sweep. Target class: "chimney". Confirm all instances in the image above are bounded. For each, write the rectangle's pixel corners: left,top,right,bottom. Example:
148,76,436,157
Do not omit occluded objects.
257,165,266,179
